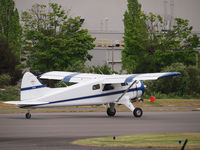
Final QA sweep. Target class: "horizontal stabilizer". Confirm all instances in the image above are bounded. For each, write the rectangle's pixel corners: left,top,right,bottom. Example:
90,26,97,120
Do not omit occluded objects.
4,101,48,105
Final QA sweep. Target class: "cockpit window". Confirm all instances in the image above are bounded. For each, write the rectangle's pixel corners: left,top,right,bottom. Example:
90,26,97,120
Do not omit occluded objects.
103,84,114,91
92,84,100,90
121,83,128,86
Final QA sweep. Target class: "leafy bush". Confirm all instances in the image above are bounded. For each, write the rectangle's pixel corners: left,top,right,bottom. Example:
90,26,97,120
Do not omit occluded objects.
144,63,200,98
0,37,22,85
0,74,11,88
0,86,20,101
65,61,92,73
91,63,115,75
65,61,114,74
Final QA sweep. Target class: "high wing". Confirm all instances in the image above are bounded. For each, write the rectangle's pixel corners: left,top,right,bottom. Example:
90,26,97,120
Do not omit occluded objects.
40,71,104,83
40,71,181,83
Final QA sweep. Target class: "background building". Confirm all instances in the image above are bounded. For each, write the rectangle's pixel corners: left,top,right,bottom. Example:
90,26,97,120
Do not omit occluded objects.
15,0,200,72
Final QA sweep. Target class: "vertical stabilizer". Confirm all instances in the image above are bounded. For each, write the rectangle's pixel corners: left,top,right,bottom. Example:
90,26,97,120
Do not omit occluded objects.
21,72,49,101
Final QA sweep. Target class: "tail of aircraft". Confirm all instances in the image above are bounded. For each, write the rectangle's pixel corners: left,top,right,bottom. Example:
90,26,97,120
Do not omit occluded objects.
4,72,50,105
21,72,50,101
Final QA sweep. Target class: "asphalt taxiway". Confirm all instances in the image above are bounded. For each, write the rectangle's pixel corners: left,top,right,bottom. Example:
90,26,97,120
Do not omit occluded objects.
0,111,200,150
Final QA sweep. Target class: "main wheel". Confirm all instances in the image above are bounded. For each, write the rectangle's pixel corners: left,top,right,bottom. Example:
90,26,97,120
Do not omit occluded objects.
25,113,31,119
133,107,143,118
107,108,116,117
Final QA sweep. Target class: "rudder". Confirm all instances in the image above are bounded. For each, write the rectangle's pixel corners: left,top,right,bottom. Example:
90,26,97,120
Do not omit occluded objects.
21,72,50,101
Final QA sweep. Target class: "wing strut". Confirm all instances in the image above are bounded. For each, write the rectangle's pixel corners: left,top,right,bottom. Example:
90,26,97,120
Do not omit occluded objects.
116,80,137,102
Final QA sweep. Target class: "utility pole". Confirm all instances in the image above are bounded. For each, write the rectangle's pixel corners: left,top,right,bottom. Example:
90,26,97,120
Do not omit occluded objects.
169,0,174,30
108,44,115,72
104,17,109,32
163,0,168,30
112,45,114,72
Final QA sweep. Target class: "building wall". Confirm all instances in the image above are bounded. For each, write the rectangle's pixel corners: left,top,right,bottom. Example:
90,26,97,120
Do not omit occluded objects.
15,0,200,32
14,0,200,72
86,47,123,72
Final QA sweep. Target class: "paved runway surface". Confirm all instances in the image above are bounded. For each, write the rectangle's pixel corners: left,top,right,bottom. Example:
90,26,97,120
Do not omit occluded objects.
0,111,200,150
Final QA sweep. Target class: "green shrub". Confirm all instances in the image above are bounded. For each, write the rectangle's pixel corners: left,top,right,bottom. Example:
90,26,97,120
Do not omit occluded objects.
0,86,20,101
65,61,114,74
144,63,200,98
0,74,11,88
91,63,115,74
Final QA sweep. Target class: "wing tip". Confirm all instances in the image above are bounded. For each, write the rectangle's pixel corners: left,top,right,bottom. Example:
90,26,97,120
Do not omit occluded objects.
158,72,181,79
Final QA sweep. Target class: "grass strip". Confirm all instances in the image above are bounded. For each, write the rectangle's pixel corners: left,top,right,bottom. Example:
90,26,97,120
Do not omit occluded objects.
1,99,200,109
73,133,200,149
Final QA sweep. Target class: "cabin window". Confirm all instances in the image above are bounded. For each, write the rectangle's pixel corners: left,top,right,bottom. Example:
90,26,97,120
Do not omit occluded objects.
92,84,100,90
121,83,128,86
103,84,114,91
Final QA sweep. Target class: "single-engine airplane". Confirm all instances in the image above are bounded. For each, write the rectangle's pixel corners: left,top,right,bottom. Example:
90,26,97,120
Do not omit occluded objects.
5,71,180,119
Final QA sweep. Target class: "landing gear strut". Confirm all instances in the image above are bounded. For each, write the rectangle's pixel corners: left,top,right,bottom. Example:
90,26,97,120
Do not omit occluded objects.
25,110,31,119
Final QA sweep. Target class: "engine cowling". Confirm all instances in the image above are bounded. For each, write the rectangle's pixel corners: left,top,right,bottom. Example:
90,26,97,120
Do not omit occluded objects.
130,80,145,102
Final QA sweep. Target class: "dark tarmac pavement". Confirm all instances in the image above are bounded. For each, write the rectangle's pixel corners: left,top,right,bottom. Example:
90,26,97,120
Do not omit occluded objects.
0,111,200,150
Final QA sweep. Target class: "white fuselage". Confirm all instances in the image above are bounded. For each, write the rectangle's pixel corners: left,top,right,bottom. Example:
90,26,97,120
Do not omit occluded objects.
21,80,144,109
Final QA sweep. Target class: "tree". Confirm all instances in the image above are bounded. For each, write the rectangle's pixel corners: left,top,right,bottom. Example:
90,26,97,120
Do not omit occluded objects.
146,16,199,71
65,61,114,74
145,63,200,97
162,18,199,51
123,1,199,73
0,0,22,84
91,63,114,74
22,3,95,72
122,0,148,73
0,37,21,84
0,0,22,59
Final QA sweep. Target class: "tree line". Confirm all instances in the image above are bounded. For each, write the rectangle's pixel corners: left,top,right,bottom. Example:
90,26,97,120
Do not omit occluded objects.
0,1,95,86
123,0,199,73
0,0,199,98
122,0,200,97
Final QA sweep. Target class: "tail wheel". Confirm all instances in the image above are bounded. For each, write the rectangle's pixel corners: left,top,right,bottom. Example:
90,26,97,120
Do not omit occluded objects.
25,113,31,119
107,108,116,117
133,107,143,117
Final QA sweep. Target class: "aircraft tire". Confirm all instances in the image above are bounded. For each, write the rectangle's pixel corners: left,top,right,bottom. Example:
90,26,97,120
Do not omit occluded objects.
107,108,116,117
133,107,143,117
25,113,31,119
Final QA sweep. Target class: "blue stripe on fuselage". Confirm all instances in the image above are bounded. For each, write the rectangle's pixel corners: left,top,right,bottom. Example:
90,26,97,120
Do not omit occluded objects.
21,85,46,91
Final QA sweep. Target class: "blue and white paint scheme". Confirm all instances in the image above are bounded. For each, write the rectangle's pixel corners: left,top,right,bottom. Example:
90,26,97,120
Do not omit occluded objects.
5,71,181,119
